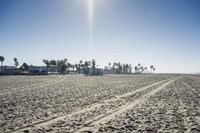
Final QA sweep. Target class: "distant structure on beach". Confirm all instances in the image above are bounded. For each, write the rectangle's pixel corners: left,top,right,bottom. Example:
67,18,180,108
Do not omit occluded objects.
84,68,104,76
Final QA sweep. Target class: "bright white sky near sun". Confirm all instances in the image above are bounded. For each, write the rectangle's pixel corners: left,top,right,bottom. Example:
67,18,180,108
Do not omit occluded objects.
0,0,200,73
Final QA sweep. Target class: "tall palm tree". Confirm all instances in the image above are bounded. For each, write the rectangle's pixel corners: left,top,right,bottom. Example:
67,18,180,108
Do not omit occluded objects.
140,66,144,73
135,66,138,74
79,60,83,65
50,60,56,66
117,62,122,74
129,64,132,74
75,64,79,73
125,64,129,74
63,58,67,64
112,62,117,74
84,61,89,69
0,56,5,72
56,60,61,73
20,63,29,73
108,62,111,69
150,65,154,73
153,67,156,73
92,59,96,69
122,64,125,74
14,58,19,67
113,62,116,69
67,63,71,74
63,58,68,73
79,60,83,72
88,61,91,67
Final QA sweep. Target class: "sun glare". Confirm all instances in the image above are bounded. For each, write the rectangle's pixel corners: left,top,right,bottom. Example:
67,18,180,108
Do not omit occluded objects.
88,0,94,58
88,0,93,25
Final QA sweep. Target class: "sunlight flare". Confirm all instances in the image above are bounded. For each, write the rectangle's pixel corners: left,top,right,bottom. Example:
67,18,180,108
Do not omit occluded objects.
88,0,93,26
88,0,94,57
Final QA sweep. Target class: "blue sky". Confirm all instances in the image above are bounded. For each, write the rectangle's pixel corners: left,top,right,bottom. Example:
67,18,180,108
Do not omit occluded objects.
0,0,200,73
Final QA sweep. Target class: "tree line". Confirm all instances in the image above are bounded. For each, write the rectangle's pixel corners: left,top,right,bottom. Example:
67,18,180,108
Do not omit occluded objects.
42,58,96,74
0,55,156,75
106,62,155,74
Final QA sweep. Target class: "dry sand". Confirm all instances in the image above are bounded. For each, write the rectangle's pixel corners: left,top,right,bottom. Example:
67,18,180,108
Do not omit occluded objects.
0,75,200,133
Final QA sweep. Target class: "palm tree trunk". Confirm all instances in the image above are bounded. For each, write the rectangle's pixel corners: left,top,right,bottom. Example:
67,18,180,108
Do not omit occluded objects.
1,62,3,73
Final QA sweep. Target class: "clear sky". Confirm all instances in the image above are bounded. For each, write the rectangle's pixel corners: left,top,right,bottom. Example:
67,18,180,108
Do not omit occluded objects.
0,0,200,73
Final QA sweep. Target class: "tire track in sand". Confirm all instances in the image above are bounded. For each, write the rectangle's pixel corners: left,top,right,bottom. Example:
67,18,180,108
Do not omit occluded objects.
182,82,200,129
9,78,174,133
172,81,191,133
74,78,177,133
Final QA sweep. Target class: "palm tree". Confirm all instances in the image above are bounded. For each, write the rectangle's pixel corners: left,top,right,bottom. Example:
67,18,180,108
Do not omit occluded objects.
150,65,154,73
122,64,125,74
112,62,117,74
136,63,144,74
55,59,67,74
63,58,67,64
129,64,132,74
14,58,19,67
79,60,83,73
117,62,122,74
79,60,83,65
84,61,89,68
140,66,144,73
67,63,71,74
75,64,79,73
108,62,111,69
20,63,29,73
135,66,138,74
50,60,56,66
88,61,91,67
0,56,5,72
63,58,68,73
125,64,129,74
92,59,96,69
56,60,62,73
153,67,156,73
